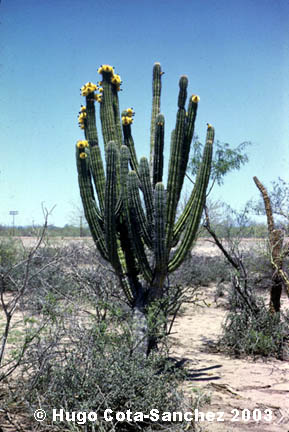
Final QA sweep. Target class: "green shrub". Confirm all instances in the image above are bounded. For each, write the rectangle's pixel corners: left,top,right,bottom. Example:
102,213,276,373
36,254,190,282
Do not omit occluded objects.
24,319,192,432
219,295,288,358
171,254,231,288
0,238,21,267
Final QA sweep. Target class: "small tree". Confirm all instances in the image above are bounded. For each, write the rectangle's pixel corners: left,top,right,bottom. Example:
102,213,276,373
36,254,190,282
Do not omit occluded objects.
75,63,214,355
253,176,289,313
189,138,250,194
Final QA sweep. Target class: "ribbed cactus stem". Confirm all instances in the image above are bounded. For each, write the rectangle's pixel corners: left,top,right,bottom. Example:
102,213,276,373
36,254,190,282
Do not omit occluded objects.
119,145,141,302
122,122,139,173
89,146,106,214
172,97,200,243
127,170,152,249
165,76,189,251
100,72,117,149
85,93,99,145
84,94,106,213
153,114,165,187
185,95,199,146
104,141,121,272
168,125,214,272
112,87,123,149
178,75,188,108
150,62,162,179
139,157,154,238
154,182,167,273
76,147,107,259
127,171,153,282
152,182,167,298
172,183,197,245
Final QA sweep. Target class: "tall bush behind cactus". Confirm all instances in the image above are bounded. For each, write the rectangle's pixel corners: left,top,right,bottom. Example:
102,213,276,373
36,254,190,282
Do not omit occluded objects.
75,63,214,355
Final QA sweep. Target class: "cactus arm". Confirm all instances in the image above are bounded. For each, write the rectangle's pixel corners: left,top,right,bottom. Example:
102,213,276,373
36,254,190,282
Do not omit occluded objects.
152,114,165,188
127,171,152,249
99,71,117,149
176,94,199,196
153,182,167,286
129,205,153,283
165,76,188,251
119,148,148,299
85,93,99,146
104,142,121,272
112,86,123,149
99,69,122,196
168,125,214,272
118,224,140,304
139,157,154,240
89,145,106,215
150,63,162,178
116,145,140,302
127,171,153,282
172,183,197,245
76,147,107,259
78,91,106,214
148,182,168,300
172,96,200,243
122,121,139,173
185,95,199,148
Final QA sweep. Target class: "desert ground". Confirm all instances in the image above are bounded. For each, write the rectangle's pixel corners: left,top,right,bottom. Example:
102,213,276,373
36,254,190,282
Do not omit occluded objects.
1,237,288,432
170,286,289,432
170,237,289,432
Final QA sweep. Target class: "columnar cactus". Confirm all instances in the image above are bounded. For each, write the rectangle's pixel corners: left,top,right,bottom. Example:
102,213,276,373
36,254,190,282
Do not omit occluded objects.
76,63,214,354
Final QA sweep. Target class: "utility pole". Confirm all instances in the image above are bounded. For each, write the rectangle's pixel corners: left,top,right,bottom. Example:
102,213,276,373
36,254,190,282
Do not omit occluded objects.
9,211,19,236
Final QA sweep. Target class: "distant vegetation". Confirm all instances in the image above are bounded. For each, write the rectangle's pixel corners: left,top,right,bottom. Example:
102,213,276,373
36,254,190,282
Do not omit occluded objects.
0,224,91,237
0,221,270,238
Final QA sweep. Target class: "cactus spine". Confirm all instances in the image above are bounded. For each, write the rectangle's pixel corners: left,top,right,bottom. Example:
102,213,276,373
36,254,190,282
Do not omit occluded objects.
76,63,214,354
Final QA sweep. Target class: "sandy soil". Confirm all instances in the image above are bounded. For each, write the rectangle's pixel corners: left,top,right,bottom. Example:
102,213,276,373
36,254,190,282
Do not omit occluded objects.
170,285,289,432
17,236,268,254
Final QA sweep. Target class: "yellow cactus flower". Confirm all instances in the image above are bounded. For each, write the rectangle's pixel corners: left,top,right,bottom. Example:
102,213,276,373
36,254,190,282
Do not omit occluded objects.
111,74,122,86
122,116,133,126
192,95,200,103
98,87,103,93
98,64,114,74
78,112,86,121
79,124,85,129
76,140,89,149
126,107,134,117
94,93,102,103
79,152,87,159
207,123,213,129
104,64,114,73
81,82,98,96
80,105,86,112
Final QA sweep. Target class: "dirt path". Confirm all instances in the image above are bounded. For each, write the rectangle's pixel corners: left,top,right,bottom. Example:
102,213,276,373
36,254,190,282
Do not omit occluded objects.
170,286,289,432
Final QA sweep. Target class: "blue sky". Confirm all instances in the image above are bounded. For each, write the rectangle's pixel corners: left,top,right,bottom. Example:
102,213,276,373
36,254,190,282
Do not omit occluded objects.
1,0,288,227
